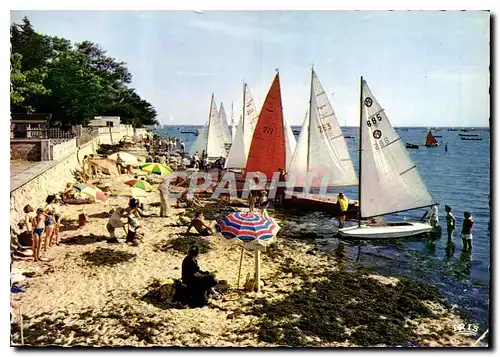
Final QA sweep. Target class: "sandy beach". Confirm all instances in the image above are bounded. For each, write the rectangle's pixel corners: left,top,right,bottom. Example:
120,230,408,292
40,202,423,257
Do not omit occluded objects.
10,168,481,348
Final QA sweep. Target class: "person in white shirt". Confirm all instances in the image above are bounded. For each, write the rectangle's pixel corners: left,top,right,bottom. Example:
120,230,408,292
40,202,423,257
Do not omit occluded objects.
421,205,439,227
106,208,127,242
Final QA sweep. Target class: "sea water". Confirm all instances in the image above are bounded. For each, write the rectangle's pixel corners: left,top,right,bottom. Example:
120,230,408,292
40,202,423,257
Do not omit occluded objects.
158,125,491,328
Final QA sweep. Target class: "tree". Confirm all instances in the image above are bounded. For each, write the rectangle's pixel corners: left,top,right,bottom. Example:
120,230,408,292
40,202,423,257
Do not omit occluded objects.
10,17,158,128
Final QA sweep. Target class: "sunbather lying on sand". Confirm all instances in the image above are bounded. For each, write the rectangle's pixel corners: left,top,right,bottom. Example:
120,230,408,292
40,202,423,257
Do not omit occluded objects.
186,212,213,236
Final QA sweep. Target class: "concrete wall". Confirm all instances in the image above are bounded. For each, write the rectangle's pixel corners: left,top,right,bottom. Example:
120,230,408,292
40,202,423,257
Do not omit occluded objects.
10,140,41,161
52,138,77,161
10,138,99,227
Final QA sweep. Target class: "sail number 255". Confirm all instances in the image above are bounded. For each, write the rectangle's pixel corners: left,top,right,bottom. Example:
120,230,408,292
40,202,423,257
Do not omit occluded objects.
366,113,382,127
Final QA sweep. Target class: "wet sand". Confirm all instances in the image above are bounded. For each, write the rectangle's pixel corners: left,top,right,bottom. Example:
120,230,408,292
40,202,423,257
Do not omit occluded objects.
10,173,479,347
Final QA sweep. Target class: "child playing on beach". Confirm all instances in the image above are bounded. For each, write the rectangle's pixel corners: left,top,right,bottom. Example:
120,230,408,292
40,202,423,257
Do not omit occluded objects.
106,208,127,243
258,190,270,215
44,195,56,249
33,208,46,262
445,205,456,241
186,212,213,236
126,213,142,245
461,211,474,251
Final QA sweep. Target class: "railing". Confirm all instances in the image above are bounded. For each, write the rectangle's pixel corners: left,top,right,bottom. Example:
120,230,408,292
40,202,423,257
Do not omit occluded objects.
76,127,99,146
13,127,76,140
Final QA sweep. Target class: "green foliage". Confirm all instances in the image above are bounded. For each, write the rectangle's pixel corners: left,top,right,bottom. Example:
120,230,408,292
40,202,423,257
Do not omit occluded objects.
10,16,158,127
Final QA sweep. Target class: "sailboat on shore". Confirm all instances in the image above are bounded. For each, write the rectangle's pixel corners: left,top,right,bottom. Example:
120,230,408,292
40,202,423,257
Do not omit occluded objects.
288,68,357,189
245,72,296,180
189,94,227,159
339,78,437,239
225,83,260,170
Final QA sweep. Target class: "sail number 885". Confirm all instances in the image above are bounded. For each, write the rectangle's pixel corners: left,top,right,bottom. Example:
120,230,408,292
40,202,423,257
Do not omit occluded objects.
374,137,389,150
366,113,382,127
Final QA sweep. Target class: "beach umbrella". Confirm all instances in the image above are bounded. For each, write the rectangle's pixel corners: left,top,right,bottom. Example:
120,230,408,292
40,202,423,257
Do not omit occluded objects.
215,212,279,292
131,187,148,198
88,158,119,176
107,152,139,166
140,163,173,176
73,183,108,202
124,179,153,192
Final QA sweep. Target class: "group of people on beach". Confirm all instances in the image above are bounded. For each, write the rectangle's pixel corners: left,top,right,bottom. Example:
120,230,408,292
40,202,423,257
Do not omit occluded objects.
19,194,63,262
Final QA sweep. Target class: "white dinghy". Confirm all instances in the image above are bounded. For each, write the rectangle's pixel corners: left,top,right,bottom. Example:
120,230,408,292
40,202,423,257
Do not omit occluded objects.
338,77,437,239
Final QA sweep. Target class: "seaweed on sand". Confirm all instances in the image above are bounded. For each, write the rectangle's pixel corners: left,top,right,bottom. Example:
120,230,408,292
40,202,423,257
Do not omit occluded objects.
11,304,169,346
244,259,450,347
153,236,213,255
82,247,137,267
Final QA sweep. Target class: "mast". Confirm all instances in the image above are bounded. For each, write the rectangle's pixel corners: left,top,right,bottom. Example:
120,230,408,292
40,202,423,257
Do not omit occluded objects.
358,77,363,228
307,66,314,172
242,82,246,137
207,93,214,158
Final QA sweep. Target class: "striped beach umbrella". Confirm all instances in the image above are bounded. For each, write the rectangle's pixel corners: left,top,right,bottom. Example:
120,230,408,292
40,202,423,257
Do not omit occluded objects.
124,179,153,192
215,212,280,292
73,183,108,202
215,212,278,248
140,163,172,176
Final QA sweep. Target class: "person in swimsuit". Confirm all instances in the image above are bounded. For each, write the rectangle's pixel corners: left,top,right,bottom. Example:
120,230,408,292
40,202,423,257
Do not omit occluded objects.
258,190,270,215
186,212,213,236
22,205,36,248
63,183,76,199
52,195,63,245
444,205,456,242
44,195,56,249
33,208,46,262
461,211,474,252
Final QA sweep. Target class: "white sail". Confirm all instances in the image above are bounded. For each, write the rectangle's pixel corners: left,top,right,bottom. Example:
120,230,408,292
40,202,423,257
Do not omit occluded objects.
360,79,436,218
284,117,297,170
225,115,246,169
307,71,358,186
231,102,236,142
224,83,259,169
219,102,232,144
288,110,309,176
189,125,208,155
206,95,227,158
242,83,259,152
287,71,357,187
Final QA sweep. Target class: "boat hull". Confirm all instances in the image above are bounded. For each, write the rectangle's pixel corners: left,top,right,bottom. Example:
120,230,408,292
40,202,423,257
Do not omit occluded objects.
338,222,433,239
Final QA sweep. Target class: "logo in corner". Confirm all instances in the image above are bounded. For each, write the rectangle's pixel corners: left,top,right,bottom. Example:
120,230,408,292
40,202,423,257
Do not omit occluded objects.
364,97,373,107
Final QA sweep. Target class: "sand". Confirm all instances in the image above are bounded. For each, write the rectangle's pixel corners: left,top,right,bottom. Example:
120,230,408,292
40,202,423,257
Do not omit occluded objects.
10,172,481,347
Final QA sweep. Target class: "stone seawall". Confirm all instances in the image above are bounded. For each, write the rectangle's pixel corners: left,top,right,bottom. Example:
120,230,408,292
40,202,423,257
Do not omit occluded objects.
10,138,99,228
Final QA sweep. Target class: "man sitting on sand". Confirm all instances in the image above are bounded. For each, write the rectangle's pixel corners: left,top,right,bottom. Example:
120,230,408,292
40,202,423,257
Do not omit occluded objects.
181,245,220,307
186,212,213,236
63,183,76,199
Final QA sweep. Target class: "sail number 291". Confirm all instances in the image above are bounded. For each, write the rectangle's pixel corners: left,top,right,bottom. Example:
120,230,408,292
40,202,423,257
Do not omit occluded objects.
366,113,382,127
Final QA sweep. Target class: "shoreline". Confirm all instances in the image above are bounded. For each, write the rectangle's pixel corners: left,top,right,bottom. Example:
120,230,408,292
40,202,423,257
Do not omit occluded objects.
10,169,483,347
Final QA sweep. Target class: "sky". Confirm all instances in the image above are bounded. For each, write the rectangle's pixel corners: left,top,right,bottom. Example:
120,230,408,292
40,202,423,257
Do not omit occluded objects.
10,10,490,127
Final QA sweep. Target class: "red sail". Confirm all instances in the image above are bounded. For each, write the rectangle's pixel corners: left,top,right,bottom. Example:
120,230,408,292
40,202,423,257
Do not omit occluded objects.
425,131,438,145
245,74,286,181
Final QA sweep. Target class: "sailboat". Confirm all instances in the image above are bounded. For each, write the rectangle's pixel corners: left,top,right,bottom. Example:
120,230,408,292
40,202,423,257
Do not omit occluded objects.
245,72,296,180
225,83,260,170
189,94,227,159
288,69,358,189
424,131,439,147
339,78,437,239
